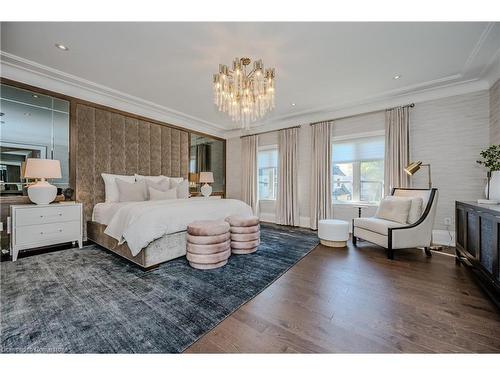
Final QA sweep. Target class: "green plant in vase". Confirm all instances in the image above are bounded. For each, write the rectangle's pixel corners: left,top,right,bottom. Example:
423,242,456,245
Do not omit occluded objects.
476,144,500,201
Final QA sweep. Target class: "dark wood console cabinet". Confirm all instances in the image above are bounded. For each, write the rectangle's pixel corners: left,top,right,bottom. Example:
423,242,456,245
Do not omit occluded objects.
455,201,500,308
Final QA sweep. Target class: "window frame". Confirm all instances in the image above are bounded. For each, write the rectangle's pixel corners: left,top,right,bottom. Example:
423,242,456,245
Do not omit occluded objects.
257,144,279,201
331,131,385,206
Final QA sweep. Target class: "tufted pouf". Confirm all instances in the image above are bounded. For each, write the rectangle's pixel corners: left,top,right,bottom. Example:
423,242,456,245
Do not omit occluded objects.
186,220,231,269
318,219,349,248
225,215,261,254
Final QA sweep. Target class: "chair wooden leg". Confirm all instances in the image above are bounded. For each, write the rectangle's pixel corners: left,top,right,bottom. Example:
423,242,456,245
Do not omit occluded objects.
424,247,432,257
352,234,357,246
387,247,394,260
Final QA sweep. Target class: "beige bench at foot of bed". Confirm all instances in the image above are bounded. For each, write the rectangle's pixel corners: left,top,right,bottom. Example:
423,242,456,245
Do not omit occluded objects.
87,221,187,270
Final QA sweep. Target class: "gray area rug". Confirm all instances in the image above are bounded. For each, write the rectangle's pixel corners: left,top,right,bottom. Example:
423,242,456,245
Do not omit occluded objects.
1,224,318,353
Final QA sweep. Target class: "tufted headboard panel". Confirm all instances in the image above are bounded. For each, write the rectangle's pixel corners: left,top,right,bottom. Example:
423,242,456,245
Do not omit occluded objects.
75,104,189,232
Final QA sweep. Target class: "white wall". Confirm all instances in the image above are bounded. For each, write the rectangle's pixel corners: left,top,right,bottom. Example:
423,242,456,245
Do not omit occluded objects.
227,90,492,241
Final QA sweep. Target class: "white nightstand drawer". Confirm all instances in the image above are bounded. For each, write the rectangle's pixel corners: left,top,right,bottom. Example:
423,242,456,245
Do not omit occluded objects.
15,205,81,227
15,221,81,246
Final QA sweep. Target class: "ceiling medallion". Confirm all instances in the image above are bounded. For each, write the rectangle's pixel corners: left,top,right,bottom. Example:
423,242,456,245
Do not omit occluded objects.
213,57,275,129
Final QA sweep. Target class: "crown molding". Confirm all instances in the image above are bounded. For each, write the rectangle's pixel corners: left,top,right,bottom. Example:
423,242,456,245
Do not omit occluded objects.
0,51,227,138
225,77,490,138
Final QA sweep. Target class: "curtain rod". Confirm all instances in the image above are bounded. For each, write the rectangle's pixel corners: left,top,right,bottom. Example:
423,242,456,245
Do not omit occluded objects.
240,125,302,139
310,103,415,126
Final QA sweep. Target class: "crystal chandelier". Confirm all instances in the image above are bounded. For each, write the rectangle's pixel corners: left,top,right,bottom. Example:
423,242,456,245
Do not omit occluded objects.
213,57,275,129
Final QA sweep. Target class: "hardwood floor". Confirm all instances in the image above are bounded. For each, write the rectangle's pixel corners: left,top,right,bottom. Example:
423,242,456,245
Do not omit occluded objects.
185,240,500,353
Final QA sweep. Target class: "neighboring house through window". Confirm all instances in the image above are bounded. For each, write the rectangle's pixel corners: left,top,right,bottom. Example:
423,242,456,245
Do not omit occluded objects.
332,134,385,204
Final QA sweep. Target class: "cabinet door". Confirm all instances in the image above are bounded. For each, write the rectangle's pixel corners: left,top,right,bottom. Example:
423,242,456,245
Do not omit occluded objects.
466,210,479,258
480,217,494,273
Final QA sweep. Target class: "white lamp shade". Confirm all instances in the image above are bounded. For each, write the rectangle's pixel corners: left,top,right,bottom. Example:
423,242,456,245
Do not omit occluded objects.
24,158,62,179
199,171,214,183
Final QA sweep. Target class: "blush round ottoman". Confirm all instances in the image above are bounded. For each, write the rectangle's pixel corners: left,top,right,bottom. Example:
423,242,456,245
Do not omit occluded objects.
318,219,349,248
186,220,231,269
225,215,260,254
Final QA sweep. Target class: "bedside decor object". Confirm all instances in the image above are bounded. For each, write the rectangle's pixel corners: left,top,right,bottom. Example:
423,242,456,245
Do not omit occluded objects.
404,161,432,188
10,202,83,261
62,187,74,201
199,172,214,197
476,144,500,204
24,158,62,205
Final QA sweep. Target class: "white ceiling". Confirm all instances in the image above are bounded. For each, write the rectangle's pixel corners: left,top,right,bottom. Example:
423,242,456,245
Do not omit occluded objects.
1,22,500,136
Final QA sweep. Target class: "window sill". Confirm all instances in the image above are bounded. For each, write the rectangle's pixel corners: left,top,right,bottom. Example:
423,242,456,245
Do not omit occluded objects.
333,201,379,208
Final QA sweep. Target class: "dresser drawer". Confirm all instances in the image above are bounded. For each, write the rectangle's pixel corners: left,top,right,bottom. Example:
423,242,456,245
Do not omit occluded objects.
14,221,81,246
15,205,81,227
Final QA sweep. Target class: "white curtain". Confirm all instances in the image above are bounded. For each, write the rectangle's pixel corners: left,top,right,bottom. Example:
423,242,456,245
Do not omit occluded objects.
384,106,410,195
241,135,259,214
309,121,333,230
276,127,299,226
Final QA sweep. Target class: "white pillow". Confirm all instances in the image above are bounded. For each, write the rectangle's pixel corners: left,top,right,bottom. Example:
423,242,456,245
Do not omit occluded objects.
101,173,135,202
170,178,189,199
407,197,424,224
375,196,412,224
168,177,184,185
149,186,177,200
135,174,169,184
116,179,147,202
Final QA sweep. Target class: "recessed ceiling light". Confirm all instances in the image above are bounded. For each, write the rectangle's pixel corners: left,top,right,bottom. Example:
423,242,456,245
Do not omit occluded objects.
393,74,401,80
32,94,39,98
55,43,69,51
291,103,296,106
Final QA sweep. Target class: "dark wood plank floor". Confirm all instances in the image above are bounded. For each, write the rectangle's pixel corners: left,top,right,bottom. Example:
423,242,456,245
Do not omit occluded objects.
185,240,500,353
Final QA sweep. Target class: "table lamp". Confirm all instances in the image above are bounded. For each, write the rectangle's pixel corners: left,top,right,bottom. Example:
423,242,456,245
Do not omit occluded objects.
199,171,214,197
24,158,62,204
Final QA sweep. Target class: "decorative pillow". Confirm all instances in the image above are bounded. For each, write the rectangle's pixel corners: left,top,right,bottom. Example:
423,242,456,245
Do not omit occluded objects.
407,197,424,224
168,177,184,185
149,186,177,200
375,196,412,224
101,173,136,202
170,178,189,199
116,179,147,202
135,174,169,184
144,178,170,199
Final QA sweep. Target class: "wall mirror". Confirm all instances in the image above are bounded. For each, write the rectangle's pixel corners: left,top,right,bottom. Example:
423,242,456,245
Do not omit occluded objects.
0,84,70,197
189,134,225,195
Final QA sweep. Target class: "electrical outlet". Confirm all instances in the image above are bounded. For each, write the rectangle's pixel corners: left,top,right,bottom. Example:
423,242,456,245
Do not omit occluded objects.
444,217,452,226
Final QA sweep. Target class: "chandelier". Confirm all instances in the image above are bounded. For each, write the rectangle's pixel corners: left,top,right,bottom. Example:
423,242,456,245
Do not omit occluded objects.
213,57,275,129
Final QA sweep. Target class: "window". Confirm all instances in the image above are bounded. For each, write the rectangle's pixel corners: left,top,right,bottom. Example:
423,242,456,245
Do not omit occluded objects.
332,135,384,204
258,146,278,200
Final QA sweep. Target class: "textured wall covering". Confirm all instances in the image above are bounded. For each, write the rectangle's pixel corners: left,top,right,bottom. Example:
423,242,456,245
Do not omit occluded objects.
490,79,500,145
410,90,490,230
76,104,189,227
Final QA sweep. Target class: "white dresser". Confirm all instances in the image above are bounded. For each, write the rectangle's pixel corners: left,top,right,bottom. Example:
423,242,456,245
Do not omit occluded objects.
10,202,83,261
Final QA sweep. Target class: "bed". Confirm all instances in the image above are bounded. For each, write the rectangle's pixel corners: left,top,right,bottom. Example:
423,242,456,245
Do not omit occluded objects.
87,198,253,270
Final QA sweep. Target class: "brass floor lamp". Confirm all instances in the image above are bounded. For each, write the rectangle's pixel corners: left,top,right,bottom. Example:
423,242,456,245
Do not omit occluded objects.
404,161,432,188
404,161,442,250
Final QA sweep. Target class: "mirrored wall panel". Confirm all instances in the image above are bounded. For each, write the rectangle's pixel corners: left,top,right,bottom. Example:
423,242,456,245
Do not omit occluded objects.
189,134,225,194
0,84,70,197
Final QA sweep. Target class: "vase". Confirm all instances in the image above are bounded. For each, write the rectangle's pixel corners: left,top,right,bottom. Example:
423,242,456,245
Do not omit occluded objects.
485,171,500,201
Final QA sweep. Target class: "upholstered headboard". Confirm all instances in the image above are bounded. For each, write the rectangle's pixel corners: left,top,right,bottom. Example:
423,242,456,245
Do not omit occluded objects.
75,104,189,227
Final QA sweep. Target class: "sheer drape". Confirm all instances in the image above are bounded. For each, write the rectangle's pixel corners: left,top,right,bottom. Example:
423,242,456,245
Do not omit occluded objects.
276,127,299,226
309,121,333,229
384,106,410,195
241,135,259,214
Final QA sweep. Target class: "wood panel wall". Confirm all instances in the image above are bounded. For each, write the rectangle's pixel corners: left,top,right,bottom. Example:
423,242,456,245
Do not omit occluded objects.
75,104,189,228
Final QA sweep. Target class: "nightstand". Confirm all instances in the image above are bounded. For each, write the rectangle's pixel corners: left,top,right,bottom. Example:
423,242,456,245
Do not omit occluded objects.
10,202,83,261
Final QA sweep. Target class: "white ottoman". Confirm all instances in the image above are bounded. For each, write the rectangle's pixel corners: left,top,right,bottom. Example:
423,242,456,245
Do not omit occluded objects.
318,219,349,248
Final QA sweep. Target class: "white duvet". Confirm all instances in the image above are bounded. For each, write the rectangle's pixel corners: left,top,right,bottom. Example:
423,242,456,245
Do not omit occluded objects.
104,198,253,256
